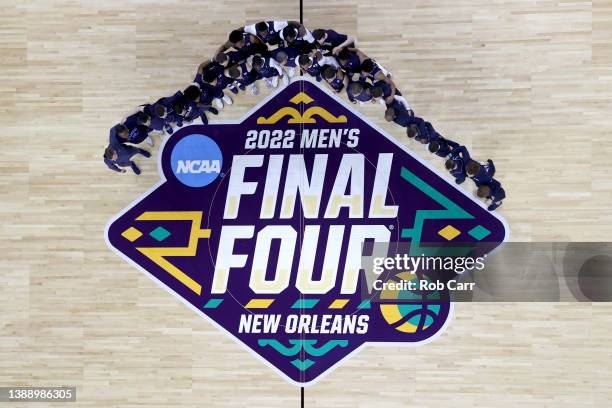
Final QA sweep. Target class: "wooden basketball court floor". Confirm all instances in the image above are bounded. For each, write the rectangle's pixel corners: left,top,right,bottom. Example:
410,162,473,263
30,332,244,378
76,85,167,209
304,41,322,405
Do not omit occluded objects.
1,0,612,406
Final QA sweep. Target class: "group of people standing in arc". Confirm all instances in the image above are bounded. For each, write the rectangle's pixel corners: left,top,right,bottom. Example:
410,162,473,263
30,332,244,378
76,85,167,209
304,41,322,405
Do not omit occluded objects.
104,20,505,211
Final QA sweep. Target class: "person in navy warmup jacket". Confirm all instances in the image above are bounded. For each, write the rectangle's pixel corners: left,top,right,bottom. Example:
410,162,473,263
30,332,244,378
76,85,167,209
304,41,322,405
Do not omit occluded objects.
466,159,496,185
428,137,460,158
323,66,347,93
336,48,363,79
271,48,299,78
227,63,260,95
347,81,373,104
444,145,472,184
297,52,338,82
477,178,506,211
312,28,355,55
103,144,150,175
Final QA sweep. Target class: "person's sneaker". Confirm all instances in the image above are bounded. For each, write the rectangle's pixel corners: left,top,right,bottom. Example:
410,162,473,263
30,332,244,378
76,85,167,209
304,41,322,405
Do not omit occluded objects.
208,107,219,115
222,94,233,106
146,136,154,147
214,98,224,110
281,74,289,86
130,162,141,175
271,76,279,88
264,78,273,88
138,149,151,158
229,85,239,95
200,113,208,125
488,202,501,211
250,85,260,96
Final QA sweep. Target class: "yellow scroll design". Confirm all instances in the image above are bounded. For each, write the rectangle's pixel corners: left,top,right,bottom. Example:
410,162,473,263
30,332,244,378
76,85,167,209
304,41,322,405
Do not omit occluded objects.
256,91,347,124
135,211,211,295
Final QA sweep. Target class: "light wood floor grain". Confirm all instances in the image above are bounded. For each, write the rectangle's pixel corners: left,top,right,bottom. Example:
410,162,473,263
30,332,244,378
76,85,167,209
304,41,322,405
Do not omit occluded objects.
1,0,612,406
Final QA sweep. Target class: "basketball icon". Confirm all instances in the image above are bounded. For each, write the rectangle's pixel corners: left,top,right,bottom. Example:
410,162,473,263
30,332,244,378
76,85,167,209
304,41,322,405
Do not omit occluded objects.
379,272,443,333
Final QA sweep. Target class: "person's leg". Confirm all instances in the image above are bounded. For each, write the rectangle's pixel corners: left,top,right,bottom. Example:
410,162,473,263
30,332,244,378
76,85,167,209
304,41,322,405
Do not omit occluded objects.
221,91,233,105
227,83,239,94
206,106,219,115
130,161,141,175
137,148,151,158
213,87,225,109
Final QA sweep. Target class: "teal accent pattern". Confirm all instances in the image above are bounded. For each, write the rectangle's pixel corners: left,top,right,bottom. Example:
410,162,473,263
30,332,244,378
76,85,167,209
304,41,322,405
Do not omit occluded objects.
258,339,350,357
468,225,491,240
399,167,474,256
291,299,320,309
259,339,349,371
291,359,315,371
258,339,302,357
202,298,224,309
302,339,348,357
149,226,171,242
357,300,371,309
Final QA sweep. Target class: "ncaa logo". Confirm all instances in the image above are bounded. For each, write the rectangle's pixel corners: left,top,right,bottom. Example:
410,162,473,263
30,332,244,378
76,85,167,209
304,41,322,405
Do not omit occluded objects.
170,134,223,187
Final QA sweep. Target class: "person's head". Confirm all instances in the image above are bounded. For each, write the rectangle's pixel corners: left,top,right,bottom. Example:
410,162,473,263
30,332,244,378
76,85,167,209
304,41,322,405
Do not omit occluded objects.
202,69,218,85
337,48,351,64
274,51,288,65
360,58,375,74
298,54,312,69
154,104,166,119
407,125,419,139
214,52,229,67
137,112,151,127
312,29,327,44
429,141,440,153
371,86,384,100
251,55,264,70
116,124,129,139
384,107,397,122
466,161,481,177
229,30,244,48
184,85,201,102
255,21,269,38
348,82,363,97
282,26,298,43
172,101,186,116
477,185,491,198
104,146,117,161
227,65,241,79
323,66,337,81
445,159,457,171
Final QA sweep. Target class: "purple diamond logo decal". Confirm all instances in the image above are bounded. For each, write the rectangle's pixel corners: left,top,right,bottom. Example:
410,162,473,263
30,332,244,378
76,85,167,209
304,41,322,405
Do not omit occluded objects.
105,78,508,386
